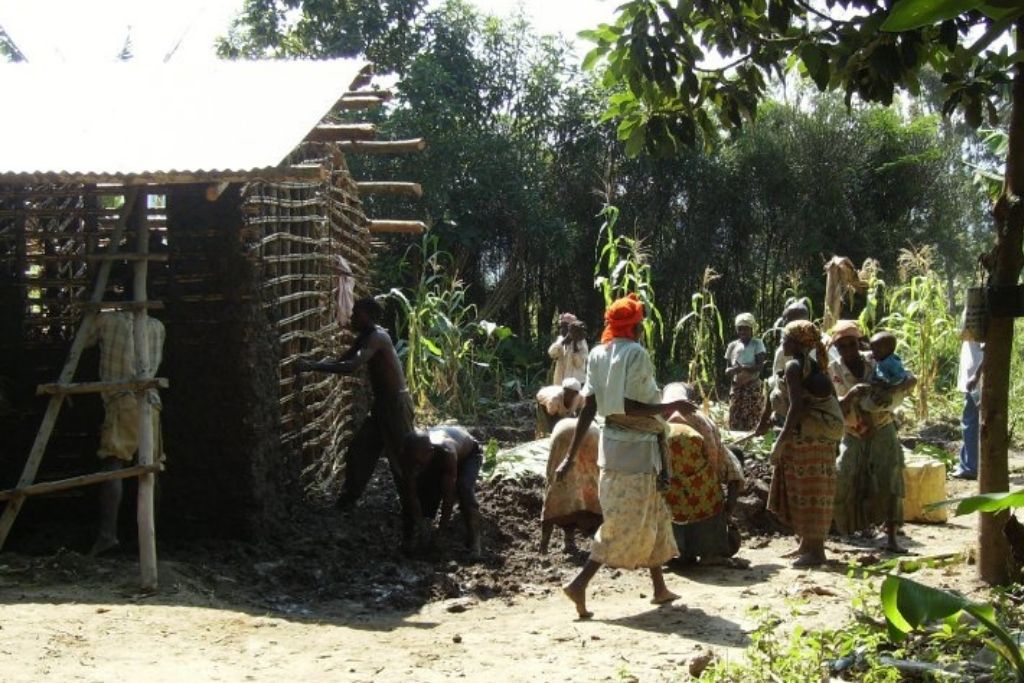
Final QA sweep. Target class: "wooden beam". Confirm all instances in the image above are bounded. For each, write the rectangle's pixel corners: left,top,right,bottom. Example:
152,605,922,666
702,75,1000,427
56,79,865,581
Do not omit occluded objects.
355,181,423,199
36,377,170,396
337,139,427,155
0,465,161,502
306,123,377,143
368,220,428,235
344,89,393,101
336,96,386,111
22,252,170,262
25,300,165,311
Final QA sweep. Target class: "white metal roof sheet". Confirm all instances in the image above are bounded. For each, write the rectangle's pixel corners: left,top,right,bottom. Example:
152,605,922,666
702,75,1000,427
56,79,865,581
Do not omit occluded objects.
0,59,368,180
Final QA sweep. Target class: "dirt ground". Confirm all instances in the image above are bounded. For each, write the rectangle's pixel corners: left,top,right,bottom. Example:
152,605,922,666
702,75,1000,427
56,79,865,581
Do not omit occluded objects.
0,450,1014,683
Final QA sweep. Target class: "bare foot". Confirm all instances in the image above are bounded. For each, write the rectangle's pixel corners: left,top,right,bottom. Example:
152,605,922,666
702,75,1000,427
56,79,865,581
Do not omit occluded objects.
650,588,680,606
792,552,826,568
885,541,908,554
562,584,593,619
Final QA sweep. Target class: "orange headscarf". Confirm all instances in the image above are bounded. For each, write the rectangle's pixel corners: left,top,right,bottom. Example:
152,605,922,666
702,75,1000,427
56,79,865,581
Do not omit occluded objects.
601,293,645,343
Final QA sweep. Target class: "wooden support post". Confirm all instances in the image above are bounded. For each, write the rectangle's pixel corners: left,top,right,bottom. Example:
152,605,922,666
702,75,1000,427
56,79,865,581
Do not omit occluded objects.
134,192,159,591
367,220,428,235
0,188,140,551
354,182,423,199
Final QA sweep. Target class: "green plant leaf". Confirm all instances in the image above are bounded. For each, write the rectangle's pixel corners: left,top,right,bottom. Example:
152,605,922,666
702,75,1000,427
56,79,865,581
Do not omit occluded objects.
880,575,972,637
951,489,1024,515
882,0,982,32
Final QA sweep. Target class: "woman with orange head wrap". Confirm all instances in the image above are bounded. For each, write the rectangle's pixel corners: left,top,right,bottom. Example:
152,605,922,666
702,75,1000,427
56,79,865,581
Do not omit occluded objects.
600,293,645,343
555,293,697,619
767,319,844,567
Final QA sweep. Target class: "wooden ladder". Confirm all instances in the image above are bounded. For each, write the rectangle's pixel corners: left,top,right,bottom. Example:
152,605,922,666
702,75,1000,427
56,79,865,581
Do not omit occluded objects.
0,187,166,590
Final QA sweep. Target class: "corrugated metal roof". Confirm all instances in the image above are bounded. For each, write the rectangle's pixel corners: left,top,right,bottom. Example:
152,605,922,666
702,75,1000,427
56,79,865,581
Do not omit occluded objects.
0,59,369,183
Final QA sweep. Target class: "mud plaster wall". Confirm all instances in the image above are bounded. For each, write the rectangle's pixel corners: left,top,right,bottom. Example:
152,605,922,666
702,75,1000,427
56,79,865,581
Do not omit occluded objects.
161,185,289,538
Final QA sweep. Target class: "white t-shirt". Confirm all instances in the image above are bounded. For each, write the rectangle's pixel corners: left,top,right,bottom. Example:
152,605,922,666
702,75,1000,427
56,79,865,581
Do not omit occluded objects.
957,341,984,393
582,339,662,474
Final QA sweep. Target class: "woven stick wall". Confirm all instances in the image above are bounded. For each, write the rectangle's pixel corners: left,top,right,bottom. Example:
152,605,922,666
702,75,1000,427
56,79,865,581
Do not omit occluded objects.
245,143,371,498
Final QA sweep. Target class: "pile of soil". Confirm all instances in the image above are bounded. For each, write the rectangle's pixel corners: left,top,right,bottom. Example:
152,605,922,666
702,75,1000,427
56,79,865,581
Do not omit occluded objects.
149,462,583,616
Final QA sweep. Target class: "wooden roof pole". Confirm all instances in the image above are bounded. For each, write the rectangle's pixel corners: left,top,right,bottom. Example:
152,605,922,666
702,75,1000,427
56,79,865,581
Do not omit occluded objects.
0,187,140,551
337,139,426,155
355,182,423,198
306,123,377,142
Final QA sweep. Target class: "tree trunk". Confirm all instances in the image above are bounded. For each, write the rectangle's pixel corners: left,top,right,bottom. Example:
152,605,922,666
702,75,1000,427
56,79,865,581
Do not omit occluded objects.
978,20,1024,586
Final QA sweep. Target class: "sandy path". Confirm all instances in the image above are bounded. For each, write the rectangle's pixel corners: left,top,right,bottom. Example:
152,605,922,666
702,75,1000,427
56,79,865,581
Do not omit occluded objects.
0,496,986,683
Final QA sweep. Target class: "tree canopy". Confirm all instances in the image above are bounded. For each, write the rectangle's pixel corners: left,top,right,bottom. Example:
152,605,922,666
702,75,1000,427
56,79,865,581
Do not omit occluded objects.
217,0,427,71
583,0,1021,154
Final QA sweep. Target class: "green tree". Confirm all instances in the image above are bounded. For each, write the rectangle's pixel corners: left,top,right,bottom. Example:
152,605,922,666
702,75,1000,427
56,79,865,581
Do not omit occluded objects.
217,0,426,71
587,0,1024,584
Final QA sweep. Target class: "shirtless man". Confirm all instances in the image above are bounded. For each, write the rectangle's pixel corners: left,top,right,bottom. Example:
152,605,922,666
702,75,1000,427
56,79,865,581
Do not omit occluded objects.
296,297,414,509
401,425,483,556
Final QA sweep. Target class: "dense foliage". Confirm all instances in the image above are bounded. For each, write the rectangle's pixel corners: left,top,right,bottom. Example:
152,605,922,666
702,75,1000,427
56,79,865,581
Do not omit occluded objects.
216,0,993,413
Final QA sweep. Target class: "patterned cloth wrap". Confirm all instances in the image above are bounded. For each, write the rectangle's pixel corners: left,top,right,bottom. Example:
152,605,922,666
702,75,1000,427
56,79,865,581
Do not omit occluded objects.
663,422,724,524
589,469,678,569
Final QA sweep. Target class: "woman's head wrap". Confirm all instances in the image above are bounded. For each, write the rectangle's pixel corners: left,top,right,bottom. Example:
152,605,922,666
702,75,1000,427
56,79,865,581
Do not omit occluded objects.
828,319,863,347
735,312,757,332
561,377,582,393
784,319,827,372
601,293,645,343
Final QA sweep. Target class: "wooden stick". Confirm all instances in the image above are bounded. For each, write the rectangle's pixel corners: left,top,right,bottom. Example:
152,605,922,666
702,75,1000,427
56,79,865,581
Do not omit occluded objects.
337,139,426,155
0,465,161,502
335,96,385,110
36,377,169,396
355,182,423,198
24,300,165,311
0,188,140,551
16,278,91,287
344,89,393,100
306,124,377,142
23,252,170,262
368,220,428,234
